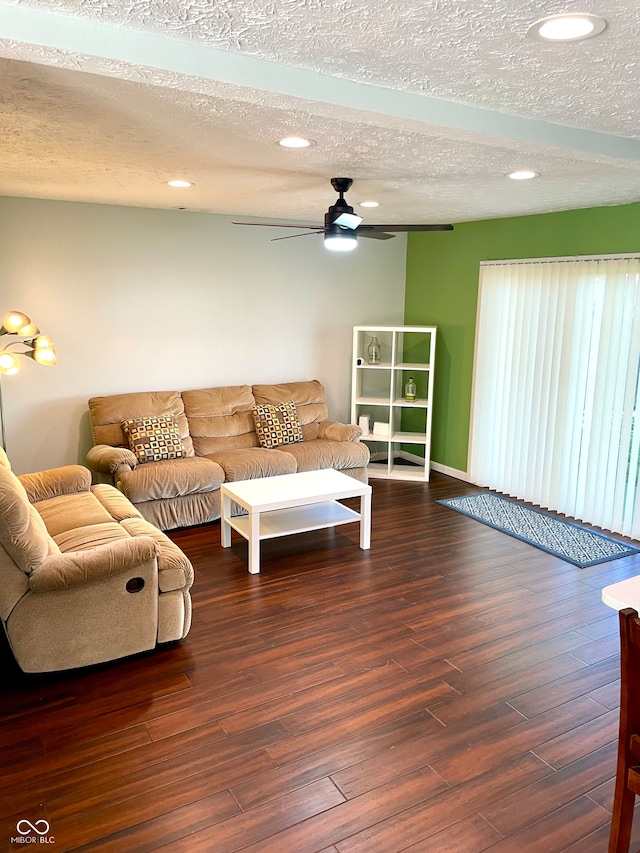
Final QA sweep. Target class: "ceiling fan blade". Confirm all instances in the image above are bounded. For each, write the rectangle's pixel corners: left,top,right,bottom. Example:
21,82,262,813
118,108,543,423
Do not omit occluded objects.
232,222,323,230
358,231,396,241
271,231,324,242
359,224,454,232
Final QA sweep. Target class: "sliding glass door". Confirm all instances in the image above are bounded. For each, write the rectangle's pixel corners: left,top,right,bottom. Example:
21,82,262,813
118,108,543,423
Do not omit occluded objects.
469,256,640,537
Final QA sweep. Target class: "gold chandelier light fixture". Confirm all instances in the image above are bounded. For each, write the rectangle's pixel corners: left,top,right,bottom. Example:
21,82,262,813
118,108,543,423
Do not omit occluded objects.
0,310,57,375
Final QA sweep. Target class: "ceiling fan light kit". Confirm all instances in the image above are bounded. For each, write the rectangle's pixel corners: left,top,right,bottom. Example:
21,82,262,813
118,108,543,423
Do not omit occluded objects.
232,178,453,252
324,224,358,252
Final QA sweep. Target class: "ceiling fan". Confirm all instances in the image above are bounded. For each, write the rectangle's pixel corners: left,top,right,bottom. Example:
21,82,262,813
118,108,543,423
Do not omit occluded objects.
232,178,454,252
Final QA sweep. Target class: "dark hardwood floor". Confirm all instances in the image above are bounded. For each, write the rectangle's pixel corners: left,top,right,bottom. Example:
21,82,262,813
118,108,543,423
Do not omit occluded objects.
2,472,640,852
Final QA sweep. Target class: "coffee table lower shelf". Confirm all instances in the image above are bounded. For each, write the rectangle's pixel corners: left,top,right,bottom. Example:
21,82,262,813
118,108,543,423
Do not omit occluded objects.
228,501,362,542
225,501,368,574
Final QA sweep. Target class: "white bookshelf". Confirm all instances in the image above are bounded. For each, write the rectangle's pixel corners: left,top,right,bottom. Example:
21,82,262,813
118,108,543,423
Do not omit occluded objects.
351,325,436,481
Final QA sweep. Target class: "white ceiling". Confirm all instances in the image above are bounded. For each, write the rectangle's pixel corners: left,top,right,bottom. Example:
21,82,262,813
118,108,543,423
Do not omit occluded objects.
1,0,640,228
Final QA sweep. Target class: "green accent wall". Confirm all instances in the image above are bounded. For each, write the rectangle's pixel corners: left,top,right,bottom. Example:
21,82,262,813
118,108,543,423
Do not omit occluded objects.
404,202,640,473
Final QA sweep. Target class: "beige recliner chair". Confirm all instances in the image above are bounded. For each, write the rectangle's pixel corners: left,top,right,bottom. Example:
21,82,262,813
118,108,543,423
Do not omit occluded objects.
0,449,193,673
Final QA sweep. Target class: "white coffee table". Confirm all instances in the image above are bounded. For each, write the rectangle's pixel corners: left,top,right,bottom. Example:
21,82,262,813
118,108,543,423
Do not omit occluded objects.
220,468,372,574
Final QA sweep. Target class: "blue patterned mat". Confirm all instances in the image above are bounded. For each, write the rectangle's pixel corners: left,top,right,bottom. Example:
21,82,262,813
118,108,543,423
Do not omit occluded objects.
437,493,640,568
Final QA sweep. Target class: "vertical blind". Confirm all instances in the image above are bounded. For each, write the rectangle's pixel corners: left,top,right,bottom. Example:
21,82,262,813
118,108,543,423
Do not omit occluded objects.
469,256,640,537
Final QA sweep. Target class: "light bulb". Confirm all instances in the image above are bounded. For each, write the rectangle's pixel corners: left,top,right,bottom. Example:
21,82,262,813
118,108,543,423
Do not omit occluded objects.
528,14,607,42
539,17,593,39
0,352,21,375
2,311,31,333
325,235,358,252
33,348,56,366
324,223,358,252
32,335,55,349
507,170,539,180
277,137,315,148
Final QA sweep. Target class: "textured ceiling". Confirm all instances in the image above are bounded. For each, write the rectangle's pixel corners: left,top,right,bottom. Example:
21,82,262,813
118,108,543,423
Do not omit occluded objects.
1,0,640,227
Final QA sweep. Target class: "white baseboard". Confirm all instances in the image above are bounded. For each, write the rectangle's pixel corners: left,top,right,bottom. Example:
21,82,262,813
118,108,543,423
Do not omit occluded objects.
430,462,472,482
367,450,473,484
398,449,425,466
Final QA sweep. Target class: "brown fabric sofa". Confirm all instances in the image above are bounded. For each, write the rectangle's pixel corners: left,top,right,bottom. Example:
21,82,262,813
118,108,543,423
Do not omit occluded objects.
87,379,369,531
0,448,193,673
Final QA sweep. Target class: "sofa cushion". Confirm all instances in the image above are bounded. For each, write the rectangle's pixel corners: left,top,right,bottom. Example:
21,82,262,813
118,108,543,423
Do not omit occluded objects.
207,447,297,481
54,522,130,552
277,438,370,473
19,465,92,503
182,385,258,456
252,380,329,426
33,491,115,538
91,484,144,521
117,457,225,503
122,415,186,464
252,400,304,449
89,390,195,456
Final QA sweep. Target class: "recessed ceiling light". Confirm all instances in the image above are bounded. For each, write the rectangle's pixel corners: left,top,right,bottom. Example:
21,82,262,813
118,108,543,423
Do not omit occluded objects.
166,180,193,188
277,137,315,148
507,170,539,180
359,201,380,208
528,13,607,42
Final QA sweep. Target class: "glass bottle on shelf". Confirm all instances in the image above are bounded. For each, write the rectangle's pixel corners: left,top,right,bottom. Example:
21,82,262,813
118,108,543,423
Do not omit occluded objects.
367,336,381,364
404,376,416,401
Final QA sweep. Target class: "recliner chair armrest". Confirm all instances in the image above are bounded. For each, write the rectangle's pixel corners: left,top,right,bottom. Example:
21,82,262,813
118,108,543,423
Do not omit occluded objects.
87,444,137,475
29,537,160,592
18,465,93,503
317,420,363,442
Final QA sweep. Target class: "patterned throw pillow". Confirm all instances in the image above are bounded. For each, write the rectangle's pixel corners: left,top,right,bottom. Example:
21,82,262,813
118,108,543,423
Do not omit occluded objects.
252,400,304,449
122,415,186,464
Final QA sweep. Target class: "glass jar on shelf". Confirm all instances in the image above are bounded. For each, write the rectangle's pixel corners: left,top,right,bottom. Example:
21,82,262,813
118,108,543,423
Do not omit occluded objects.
367,336,381,364
404,376,416,401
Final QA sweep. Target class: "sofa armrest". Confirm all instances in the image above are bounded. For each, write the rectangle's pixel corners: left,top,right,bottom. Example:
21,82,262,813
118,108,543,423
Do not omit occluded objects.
87,444,137,476
29,537,160,592
317,420,363,442
18,465,92,503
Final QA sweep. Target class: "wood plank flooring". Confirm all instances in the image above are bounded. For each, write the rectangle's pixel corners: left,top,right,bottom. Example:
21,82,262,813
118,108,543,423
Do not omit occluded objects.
2,473,640,852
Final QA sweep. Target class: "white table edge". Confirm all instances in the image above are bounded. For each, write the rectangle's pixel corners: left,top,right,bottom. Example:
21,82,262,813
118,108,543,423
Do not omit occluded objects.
602,575,640,612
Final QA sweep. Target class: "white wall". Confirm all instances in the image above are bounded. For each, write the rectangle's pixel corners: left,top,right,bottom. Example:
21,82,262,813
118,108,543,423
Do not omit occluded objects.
0,197,406,474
